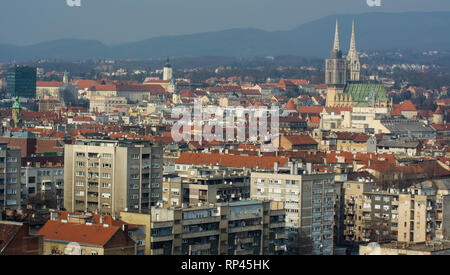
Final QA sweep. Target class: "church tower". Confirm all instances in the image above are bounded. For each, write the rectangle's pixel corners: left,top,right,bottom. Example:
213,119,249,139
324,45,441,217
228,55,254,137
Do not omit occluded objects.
347,20,360,82
163,57,173,81
325,19,346,107
11,97,23,128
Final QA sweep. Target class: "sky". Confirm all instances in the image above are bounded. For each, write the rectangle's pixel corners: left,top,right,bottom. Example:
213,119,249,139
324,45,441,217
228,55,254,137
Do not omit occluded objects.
1,0,449,46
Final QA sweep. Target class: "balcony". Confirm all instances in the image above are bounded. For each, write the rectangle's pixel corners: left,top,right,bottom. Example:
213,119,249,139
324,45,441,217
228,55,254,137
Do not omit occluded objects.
151,235,173,242
235,249,254,255
229,225,262,234
152,248,165,255
189,243,211,251
182,229,220,239
234,237,253,245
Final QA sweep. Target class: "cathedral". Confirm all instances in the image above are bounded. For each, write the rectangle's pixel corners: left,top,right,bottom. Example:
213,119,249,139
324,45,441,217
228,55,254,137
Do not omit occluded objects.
325,20,389,108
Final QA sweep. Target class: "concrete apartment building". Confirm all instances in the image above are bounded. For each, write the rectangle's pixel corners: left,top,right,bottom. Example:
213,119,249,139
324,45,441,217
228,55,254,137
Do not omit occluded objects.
64,139,163,217
342,179,450,247
163,167,250,207
397,181,450,243
250,162,335,255
21,164,64,209
0,142,22,212
120,200,287,255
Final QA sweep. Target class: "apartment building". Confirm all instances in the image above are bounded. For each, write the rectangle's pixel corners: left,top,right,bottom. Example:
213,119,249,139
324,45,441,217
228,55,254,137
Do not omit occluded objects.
397,181,450,243
64,139,163,217
164,167,250,207
0,142,22,212
250,162,335,255
21,164,64,208
120,200,287,255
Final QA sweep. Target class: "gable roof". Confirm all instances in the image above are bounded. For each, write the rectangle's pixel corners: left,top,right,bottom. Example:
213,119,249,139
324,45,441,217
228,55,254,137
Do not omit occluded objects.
37,220,121,246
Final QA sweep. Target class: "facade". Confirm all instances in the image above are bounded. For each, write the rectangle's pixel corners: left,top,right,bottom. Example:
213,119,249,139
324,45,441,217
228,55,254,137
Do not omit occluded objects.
120,200,287,255
89,95,127,113
177,167,250,206
7,65,36,98
250,163,336,255
0,142,22,211
64,139,163,217
342,182,399,244
21,164,64,209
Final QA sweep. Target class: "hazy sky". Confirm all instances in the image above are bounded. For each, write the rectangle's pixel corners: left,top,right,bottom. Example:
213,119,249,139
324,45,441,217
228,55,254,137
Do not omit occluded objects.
1,0,449,45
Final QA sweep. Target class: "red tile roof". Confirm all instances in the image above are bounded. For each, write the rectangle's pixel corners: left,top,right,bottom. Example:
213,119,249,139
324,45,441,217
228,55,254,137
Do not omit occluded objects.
37,220,121,246
283,135,318,145
176,152,288,170
36,81,62,88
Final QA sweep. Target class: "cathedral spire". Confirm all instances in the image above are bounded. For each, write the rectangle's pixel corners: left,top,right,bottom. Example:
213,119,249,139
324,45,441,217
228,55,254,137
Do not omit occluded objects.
333,19,340,51
348,20,357,60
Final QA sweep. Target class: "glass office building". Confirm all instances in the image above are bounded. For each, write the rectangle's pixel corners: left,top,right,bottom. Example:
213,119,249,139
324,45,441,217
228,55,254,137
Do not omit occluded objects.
7,65,36,98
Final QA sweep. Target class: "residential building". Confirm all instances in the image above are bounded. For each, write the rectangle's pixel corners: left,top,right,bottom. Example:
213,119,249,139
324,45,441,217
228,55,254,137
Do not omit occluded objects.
0,142,22,211
64,139,163,217
251,162,336,255
120,200,287,255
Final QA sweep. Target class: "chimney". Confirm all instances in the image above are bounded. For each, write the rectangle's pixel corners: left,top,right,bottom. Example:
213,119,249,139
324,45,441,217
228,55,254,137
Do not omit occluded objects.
306,163,312,174
293,162,299,175
274,161,279,173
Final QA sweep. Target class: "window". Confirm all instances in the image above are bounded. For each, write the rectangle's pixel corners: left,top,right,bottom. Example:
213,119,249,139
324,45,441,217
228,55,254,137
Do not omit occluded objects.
130,174,139,180
7,168,17,173
102,183,111,189
75,181,84,187
76,152,85,157
91,250,98,255
131,154,140,160
9,178,17,183
76,161,85,167
102,153,112,159
75,191,85,196
76,171,85,177
7,157,17,163
102,173,111,179
102,163,112,169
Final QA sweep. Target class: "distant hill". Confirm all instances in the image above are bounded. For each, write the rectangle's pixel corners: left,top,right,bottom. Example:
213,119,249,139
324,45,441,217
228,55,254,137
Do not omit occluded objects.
1,11,450,62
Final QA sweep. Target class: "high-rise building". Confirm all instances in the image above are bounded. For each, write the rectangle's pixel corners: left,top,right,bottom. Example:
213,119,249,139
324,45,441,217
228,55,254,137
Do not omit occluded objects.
64,139,163,217
0,142,22,212
120,200,287,255
7,65,36,98
250,162,336,255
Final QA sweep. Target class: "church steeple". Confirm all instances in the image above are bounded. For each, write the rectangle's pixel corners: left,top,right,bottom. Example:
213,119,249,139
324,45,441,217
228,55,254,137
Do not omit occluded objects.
347,20,360,82
330,19,342,59
333,19,340,52
348,20,357,60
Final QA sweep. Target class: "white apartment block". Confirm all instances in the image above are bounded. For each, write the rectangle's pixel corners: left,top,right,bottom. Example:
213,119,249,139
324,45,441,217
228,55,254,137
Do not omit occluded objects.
250,163,336,255
64,139,163,217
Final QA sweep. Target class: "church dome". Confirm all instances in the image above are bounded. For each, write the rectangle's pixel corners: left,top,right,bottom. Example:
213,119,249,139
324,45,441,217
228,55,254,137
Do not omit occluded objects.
12,97,21,109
